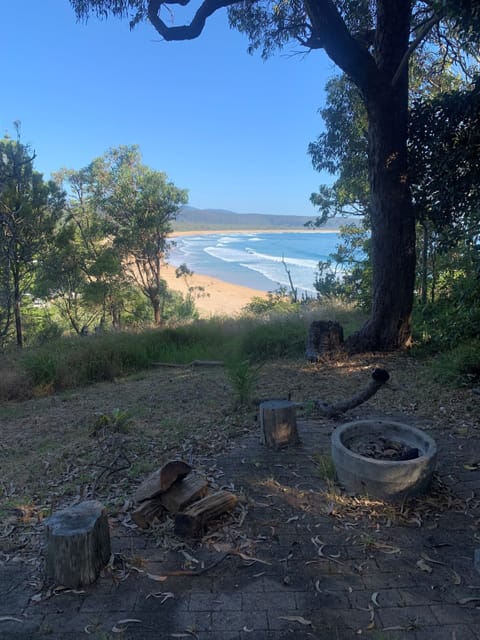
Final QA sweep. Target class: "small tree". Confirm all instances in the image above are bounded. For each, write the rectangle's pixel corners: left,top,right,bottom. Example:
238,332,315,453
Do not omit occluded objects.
92,146,188,325
0,130,65,346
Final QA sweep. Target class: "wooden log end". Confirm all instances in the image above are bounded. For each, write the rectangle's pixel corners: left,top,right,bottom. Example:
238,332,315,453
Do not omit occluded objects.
174,490,238,538
45,500,111,588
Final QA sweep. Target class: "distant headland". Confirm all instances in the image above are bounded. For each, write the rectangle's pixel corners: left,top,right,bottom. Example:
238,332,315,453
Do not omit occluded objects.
172,206,353,232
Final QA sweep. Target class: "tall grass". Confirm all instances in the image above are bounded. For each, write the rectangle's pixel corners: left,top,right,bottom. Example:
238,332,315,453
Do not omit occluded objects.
0,304,364,400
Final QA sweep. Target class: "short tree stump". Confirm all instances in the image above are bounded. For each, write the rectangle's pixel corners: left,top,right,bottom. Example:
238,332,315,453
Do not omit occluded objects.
45,500,111,587
260,400,299,449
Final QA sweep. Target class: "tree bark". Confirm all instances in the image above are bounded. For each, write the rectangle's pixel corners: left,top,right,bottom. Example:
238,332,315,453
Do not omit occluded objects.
14,295,23,347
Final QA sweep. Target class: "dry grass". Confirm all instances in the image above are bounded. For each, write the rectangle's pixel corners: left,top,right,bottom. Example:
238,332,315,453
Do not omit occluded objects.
0,351,477,557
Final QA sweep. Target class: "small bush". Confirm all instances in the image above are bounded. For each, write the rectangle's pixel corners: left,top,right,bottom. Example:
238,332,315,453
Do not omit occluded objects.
240,317,307,362
225,357,262,407
0,360,33,401
430,340,480,387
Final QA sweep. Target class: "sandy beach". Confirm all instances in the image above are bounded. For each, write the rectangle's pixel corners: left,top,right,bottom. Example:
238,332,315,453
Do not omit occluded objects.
164,228,333,316
162,261,268,317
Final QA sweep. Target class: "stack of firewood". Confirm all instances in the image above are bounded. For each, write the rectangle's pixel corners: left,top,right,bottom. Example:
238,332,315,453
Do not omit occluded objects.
131,460,237,537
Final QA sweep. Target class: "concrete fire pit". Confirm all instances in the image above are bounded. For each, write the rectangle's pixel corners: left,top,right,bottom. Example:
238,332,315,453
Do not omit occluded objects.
331,419,437,501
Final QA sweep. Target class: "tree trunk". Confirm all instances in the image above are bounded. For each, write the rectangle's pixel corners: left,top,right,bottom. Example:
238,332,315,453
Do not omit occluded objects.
347,2,415,352
420,223,428,306
152,296,161,325
14,291,23,348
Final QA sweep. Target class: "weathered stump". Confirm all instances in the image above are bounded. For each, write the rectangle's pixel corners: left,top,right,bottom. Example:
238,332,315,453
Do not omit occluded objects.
260,400,299,449
305,320,344,361
45,500,111,587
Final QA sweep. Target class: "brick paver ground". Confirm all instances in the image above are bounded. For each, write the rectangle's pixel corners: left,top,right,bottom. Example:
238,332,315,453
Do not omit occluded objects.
2,411,480,639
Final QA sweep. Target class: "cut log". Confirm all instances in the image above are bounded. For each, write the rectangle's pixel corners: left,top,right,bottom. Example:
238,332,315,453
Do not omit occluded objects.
259,400,299,449
131,498,165,529
45,500,111,588
160,473,209,513
174,490,238,537
134,459,192,503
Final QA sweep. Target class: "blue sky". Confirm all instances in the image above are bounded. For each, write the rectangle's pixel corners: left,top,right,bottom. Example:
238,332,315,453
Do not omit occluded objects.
2,1,336,216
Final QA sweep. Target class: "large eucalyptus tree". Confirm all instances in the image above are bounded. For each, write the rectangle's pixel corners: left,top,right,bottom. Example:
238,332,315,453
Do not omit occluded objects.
69,0,475,351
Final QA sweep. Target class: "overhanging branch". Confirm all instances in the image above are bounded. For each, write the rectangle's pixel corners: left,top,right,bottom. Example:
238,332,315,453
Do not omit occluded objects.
147,0,240,40
391,13,441,86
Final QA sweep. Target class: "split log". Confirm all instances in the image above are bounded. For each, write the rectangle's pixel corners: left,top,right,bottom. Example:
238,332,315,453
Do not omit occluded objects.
174,490,238,537
314,368,390,418
160,473,209,513
45,500,111,588
134,459,191,503
259,400,299,449
131,499,165,529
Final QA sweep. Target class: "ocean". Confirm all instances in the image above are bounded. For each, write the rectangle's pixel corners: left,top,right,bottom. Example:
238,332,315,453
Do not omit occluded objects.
168,231,341,295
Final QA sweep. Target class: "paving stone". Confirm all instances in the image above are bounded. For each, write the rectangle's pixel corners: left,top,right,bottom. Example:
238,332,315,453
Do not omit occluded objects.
211,609,268,631
295,588,350,610
3,417,480,637
430,603,480,624
376,604,439,628
414,625,477,640
190,592,242,611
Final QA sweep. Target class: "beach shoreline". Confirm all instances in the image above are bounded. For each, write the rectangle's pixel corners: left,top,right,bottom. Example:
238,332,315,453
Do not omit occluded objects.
161,261,268,317
170,227,339,238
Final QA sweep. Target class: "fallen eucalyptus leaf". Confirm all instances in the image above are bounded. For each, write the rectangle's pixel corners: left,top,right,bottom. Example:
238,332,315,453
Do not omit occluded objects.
146,573,168,582
278,616,312,626
416,559,433,573
458,597,480,605
0,617,23,623
112,618,141,633
420,553,446,566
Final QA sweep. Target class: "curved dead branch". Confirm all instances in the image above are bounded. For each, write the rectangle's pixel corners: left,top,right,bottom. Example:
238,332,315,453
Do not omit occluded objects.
298,368,390,418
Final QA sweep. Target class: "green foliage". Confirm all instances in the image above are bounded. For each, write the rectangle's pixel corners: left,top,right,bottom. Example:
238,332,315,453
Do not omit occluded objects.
225,357,262,408
429,341,480,387
410,82,480,238
314,223,372,311
88,408,133,437
239,317,307,363
308,75,369,224
0,129,65,346
5,305,364,398
243,290,301,315
313,452,336,480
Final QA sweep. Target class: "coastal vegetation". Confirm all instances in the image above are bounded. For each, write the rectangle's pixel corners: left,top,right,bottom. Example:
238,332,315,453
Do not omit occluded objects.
70,0,480,354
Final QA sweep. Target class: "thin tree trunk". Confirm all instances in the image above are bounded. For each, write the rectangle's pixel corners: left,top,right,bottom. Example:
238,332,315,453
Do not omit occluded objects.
421,223,428,306
152,297,161,325
14,285,23,347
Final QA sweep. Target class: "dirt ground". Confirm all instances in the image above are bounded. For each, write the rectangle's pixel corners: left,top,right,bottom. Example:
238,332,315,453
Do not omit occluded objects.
1,352,479,638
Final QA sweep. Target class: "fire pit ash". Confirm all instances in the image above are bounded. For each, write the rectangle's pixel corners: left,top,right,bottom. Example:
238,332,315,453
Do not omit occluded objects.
331,419,437,501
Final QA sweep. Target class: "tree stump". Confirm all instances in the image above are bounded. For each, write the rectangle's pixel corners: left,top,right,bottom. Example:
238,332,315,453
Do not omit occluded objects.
305,320,344,361
260,400,299,449
45,501,111,588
